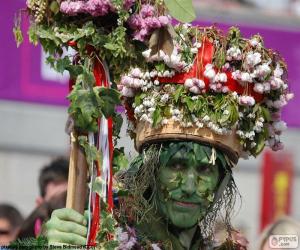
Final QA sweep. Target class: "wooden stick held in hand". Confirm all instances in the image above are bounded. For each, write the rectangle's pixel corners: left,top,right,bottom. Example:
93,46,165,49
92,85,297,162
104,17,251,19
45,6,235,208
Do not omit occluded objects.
66,132,88,214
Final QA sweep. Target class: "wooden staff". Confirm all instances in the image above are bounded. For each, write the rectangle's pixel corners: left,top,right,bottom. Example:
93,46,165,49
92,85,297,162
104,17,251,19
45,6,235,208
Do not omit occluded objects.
66,132,88,214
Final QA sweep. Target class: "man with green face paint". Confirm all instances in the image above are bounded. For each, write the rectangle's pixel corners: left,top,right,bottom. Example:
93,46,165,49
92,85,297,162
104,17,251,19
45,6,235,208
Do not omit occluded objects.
156,142,221,229
45,141,242,249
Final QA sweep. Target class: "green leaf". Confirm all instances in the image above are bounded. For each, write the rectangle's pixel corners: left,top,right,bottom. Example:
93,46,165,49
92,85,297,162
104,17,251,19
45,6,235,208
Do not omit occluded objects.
164,0,196,23
261,106,271,122
13,26,23,48
55,56,71,74
152,107,163,127
184,96,195,112
28,26,39,46
174,85,184,103
50,1,60,14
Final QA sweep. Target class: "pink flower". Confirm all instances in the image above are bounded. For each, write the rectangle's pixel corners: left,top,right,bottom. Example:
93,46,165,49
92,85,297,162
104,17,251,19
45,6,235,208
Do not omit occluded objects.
238,96,255,106
271,112,281,122
144,17,161,29
272,141,284,151
140,4,155,18
123,0,135,10
60,1,85,15
158,16,170,26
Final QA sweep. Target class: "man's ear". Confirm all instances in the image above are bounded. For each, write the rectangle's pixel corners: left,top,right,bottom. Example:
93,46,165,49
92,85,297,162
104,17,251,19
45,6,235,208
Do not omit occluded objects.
35,196,44,207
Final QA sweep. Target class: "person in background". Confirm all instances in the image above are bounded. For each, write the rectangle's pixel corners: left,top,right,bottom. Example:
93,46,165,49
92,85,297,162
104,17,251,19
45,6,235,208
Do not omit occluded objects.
16,157,69,239
259,216,300,250
0,204,24,246
36,157,69,206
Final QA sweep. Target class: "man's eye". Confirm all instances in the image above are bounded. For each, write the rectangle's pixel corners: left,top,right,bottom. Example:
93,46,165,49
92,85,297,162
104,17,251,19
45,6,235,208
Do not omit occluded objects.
197,165,211,173
169,163,186,170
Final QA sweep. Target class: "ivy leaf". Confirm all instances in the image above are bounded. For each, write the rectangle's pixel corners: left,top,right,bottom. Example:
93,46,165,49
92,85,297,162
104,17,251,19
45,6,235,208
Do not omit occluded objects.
113,147,128,173
184,96,195,112
65,65,84,79
97,88,121,118
28,25,39,46
55,56,71,74
164,0,196,23
152,107,163,127
13,26,23,48
174,85,184,103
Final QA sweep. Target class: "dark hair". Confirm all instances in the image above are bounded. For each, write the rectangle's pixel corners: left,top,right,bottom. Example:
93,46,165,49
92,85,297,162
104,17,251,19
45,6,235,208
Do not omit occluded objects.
39,157,69,197
0,204,24,229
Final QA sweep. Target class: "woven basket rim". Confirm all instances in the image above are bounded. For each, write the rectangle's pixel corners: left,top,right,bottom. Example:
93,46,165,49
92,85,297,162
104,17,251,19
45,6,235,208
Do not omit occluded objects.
135,121,241,164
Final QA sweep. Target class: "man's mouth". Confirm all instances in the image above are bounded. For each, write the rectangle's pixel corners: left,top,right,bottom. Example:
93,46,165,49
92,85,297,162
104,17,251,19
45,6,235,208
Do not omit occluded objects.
173,200,199,208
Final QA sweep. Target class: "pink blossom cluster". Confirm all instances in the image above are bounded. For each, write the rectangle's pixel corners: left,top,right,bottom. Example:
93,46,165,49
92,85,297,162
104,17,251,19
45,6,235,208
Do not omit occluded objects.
203,64,229,93
128,4,171,41
238,95,255,106
184,78,206,94
60,0,113,16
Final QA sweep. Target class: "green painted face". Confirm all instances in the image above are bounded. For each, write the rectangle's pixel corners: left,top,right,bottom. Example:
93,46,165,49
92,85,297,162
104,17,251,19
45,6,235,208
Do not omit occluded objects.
155,142,222,229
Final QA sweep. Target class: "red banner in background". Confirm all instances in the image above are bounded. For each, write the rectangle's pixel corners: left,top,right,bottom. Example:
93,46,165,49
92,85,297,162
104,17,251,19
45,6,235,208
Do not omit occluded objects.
260,150,294,231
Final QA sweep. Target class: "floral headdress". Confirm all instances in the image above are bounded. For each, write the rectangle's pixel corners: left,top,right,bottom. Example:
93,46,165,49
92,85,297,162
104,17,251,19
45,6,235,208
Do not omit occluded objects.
119,25,293,162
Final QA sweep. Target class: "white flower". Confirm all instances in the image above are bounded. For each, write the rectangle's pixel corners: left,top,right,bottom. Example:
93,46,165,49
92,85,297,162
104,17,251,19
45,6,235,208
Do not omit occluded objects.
241,72,253,83
161,94,169,103
154,80,160,86
256,64,271,78
245,52,262,67
143,71,150,79
285,93,294,101
121,87,135,97
204,64,216,80
142,49,151,59
162,119,168,125
196,122,204,128
274,63,283,78
232,70,241,80
273,121,287,132
223,110,230,115
214,72,227,83
264,82,271,93
238,96,255,106
202,115,210,122
151,243,162,250
194,79,205,89
150,70,158,78
184,78,194,88
226,46,242,61
191,47,198,54
270,77,283,90
190,86,200,94
250,142,257,148
193,42,202,48
249,38,261,47
140,114,149,122
131,68,142,78
163,70,171,77
253,83,264,94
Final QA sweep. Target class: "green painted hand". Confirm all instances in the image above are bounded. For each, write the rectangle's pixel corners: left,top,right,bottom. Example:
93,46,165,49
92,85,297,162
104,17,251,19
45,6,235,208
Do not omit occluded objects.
45,208,88,247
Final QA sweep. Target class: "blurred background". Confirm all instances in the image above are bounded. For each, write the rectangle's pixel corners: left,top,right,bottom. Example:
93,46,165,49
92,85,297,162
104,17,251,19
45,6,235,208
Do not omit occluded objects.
0,0,299,249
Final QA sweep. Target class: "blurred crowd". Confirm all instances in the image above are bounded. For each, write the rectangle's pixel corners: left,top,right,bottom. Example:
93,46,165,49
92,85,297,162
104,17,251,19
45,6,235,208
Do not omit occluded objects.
0,158,69,246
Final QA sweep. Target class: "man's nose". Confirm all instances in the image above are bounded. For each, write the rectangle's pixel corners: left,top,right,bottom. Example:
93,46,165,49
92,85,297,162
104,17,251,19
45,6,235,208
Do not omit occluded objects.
181,170,197,195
